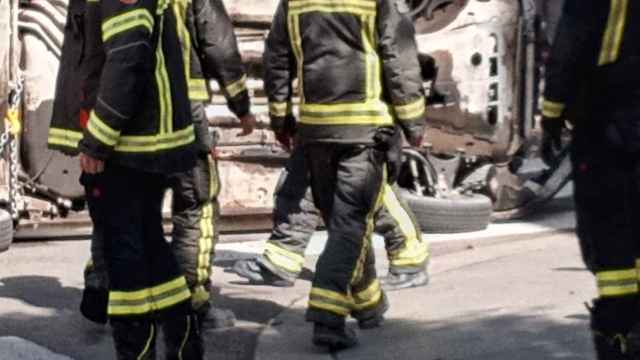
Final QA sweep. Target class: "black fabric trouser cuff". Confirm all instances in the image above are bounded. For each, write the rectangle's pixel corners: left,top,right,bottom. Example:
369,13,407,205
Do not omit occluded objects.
305,308,346,328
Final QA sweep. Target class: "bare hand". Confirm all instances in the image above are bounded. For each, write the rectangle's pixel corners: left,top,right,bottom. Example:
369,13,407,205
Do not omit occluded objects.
237,113,257,137
80,153,105,174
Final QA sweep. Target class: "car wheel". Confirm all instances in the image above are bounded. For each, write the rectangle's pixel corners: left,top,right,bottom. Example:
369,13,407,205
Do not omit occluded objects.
399,189,492,234
0,209,14,252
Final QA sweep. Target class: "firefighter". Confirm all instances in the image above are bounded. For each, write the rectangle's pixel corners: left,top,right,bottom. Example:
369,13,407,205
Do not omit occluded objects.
232,143,430,291
264,0,426,350
542,0,640,358
77,0,256,330
49,0,203,358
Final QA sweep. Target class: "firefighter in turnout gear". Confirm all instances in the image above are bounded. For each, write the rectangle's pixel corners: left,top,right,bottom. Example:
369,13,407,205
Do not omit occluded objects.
48,0,204,358
264,0,426,350
232,144,430,290
51,0,256,331
542,0,640,358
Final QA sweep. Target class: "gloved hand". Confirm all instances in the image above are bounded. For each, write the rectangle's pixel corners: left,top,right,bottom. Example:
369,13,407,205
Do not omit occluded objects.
374,127,402,184
274,130,292,152
541,116,565,166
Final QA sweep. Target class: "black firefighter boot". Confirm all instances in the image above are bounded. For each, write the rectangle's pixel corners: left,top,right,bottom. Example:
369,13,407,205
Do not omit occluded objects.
162,313,204,360
589,297,636,360
111,319,157,360
312,323,359,351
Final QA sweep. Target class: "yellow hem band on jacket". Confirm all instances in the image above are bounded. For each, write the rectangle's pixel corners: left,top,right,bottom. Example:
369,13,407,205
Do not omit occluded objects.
598,0,628,66
102,8,154,43
108,276,192,315
114,124,195,152
225,75,248,98
88,111,121,146
48,128,83,148
541,99,565,118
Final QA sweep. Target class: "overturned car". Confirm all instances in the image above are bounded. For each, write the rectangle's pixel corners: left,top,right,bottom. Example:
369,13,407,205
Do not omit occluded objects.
0,0,569,252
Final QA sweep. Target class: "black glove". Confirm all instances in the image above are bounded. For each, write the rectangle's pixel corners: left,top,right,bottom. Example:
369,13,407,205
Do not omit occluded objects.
541,116,564,166
374,127,402,184
272,114,297,152
274,130,292,151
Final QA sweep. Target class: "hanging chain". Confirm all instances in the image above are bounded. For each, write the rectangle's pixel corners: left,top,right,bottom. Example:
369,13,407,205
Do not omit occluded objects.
4,72,24,220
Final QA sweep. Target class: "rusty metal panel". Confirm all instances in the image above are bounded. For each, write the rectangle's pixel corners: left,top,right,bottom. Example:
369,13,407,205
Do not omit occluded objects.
415,0,519,159
0,0,12,118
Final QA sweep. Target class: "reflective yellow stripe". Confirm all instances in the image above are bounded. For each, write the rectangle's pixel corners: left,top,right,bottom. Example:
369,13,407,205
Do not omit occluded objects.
108,277,192,315
598,0,628,66
596,269,638,297
353,289,382,310
300,102,394,126
189,79,209,101
264,243,305,274
137,324,155,360
310,287,351,304
48,128,83,148
289,0,376,16
88,111,121,146
383,185,420,247
157,0,171,14
289,5,375,16
361,14,378,100
353,279,380,303
351,166,386,285
599,283,638,297
115,125,195,152
102,8,154,42
542,99,565,118
225,75,248,98
178,316,190,360
288,14,304,103
110,277,188,301
269,102,292,117
390,244,429,267
596,269,636,282
153,17,173,135
197,203,214,284
395,98,426,121
308,300,350,316
108,289,191,315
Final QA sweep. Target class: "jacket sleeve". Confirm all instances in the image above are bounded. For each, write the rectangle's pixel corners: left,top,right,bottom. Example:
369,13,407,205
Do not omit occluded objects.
542,0,601,120
192,0,250,118
263,0,296,134
377,0,426,143
78,0,157,160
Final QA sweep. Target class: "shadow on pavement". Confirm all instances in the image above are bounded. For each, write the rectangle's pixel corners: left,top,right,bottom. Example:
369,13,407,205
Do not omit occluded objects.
0,274,292,360
266,306,594,360
0,275,82,312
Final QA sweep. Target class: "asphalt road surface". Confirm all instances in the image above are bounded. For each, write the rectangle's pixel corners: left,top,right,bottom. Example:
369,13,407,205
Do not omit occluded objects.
0,190,588,360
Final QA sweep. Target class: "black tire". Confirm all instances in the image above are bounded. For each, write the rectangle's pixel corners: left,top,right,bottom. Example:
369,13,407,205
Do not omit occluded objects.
399,189,492,234
0,209,14,253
